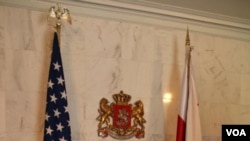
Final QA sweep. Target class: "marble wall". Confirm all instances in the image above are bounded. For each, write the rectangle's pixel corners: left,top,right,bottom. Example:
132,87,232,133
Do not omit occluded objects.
0,5,250,141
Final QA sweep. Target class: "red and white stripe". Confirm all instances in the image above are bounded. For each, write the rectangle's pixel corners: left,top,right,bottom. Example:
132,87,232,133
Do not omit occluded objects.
176,45,202,141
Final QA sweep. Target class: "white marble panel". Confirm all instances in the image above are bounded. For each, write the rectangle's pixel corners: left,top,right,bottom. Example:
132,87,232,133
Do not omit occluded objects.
241,44,250,74
240,74,250,105
1,4,250,141
0,7,5,140
0,90,5,141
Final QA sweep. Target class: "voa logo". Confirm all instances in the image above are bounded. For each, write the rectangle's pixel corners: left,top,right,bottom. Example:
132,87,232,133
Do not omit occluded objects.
226,129,246,136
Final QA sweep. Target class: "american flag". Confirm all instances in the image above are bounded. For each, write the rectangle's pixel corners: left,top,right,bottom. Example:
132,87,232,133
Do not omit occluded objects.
43,33,72,141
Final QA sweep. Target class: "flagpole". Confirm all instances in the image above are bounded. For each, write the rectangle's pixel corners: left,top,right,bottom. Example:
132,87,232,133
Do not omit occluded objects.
176,27,193,141
177,28,202,141
185,27,192,121
43,4,73,141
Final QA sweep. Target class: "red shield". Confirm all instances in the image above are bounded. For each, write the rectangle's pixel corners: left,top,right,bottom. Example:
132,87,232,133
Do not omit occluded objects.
113,104,132,129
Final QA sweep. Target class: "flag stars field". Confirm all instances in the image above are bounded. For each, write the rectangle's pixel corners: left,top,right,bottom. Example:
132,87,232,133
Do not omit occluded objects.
59,137,67,141
57,123,64,132
64,106,69,113
53,62,61,71
48,80,54,89
50,94,57,103
45,113,50,121
46,126,53,135
57,76,64,85
61,91,67,99
54,109,61,118
43,33,72,141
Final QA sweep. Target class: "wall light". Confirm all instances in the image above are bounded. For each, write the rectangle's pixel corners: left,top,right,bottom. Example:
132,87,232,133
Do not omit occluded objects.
163,92,172,103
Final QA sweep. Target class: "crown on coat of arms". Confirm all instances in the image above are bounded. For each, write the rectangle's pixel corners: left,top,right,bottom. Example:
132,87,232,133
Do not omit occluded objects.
112,91,131,105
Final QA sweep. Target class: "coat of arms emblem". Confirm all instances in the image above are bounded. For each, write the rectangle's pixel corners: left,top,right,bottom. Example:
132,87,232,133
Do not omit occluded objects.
96,91,146,139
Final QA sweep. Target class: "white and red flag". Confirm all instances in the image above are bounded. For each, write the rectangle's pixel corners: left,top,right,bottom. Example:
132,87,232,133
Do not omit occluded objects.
176,30,202,141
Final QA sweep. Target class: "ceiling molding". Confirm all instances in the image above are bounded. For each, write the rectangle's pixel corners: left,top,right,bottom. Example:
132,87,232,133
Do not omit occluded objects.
1,0,250,41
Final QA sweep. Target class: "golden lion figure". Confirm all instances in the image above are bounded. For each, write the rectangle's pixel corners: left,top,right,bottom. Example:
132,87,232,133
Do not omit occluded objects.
127,100,146,137
133,100,146,128
96,98,113,130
